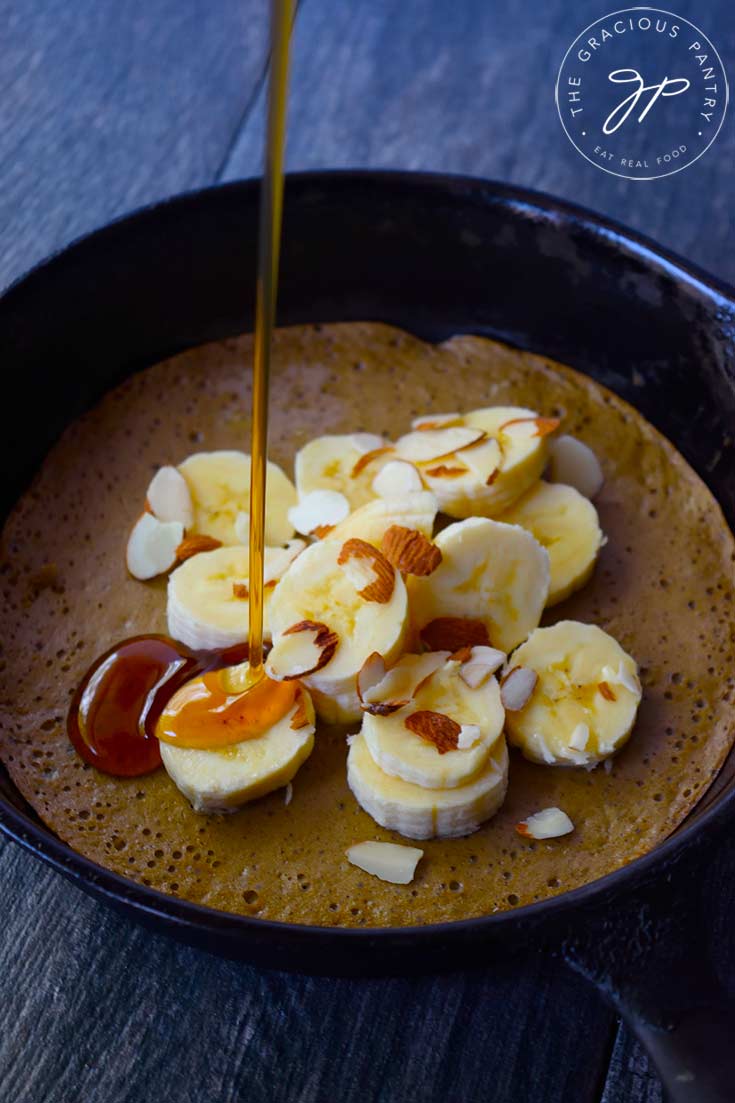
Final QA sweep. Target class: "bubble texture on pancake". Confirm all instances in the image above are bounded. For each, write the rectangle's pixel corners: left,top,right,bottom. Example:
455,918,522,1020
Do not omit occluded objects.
0,323,734,928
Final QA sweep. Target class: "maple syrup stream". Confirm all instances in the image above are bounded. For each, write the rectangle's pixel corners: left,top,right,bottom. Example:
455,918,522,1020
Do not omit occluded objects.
67,0,295,775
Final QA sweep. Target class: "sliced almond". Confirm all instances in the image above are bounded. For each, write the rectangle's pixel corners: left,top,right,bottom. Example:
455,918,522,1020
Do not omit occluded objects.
351,432,386,454
569,722,590,750
423,464,467,478
420,617,491,653
394,426,486,464
499,416,560,440
516,807,574,840
356,652,388,706
288,490,350,536
372,459,423,498
126,513,184,580
601,662,640,697
311,524,334,539
381,525,442,577
284,782,294,805
405,710,462,754
457,724,481,750
411,412,464,431
232,581,249,600
359,652,450,715
176,534,223,561
346,841,423,885
266,620,339,680
548,435,604,499
290,689,310,730
459,645,506,689
461,437,502,485
500,666,538,711
337,539,395,603
147,466,194,527
598,681,617,702
263,539,307,584
351,446,394,478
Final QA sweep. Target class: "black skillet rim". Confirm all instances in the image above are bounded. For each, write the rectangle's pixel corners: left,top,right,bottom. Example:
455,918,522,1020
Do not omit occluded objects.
1,169,734,947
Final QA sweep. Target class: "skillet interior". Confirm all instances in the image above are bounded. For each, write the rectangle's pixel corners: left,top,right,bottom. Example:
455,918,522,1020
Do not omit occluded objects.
0,175,734,966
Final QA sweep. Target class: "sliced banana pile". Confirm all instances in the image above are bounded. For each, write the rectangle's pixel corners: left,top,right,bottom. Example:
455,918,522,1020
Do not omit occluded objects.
348,650,509,839
124,405,641,844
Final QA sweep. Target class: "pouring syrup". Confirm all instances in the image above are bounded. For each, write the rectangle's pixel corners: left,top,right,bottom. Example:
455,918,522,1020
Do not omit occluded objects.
67,0,296,775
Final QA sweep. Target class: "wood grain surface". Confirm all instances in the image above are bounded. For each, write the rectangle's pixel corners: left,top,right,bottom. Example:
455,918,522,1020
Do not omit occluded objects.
1,0,733,1100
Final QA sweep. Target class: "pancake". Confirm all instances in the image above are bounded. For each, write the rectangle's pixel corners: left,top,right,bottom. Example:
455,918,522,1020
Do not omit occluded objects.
1,322,733,928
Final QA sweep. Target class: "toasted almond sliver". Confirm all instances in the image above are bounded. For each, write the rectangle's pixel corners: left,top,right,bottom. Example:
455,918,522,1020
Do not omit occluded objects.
500,666,538,711
499,416,560,440
351,432,386,454
126,514,184,580
460,437,502,485
420,617,491,653
411,413,463,431
360,652,450,715
381,525,442,577
516,807,574,840
263,539,307,584
459,645,506,689
288,490,350,536
598,681,617,702
346,841,424,885
337,538,395,603
290,689,310,730
284,782,294,804
147,466,194,527
356,652,388,706
372,459,423,498
457,724,481,750
395,426,486,464
176,534,223,562
351,446,394,478
569,722,589,751
548,435,604,499
267,620,339,680
405,710,462,754
423,464,467,478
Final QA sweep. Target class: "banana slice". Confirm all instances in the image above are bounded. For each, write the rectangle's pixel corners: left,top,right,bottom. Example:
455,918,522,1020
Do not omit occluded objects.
347,730,508,839
160,682,315,813
266,537,409,723
504,621,642,768
326,490,438,549
409,517,549,653
294,433,392,512
167,540,305,650
178,450,297,546
415,407,557,518
500,481,603,606
361,657,504,788
548,435,604,499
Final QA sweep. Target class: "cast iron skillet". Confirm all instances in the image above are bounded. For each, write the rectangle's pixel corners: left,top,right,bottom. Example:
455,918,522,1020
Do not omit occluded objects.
1,172,734,1100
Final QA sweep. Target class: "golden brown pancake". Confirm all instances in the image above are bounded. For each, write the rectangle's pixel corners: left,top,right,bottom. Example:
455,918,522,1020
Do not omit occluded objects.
1,323,734,927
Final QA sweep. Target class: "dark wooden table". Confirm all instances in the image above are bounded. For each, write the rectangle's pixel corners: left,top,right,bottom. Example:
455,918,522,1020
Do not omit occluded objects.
1,2,733,1100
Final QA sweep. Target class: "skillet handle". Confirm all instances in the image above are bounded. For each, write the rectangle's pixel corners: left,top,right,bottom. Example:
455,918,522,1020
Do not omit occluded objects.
562,869,735,1103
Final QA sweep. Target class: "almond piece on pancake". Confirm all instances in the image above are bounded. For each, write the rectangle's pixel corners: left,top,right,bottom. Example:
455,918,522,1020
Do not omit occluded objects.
337,538,396,603
357,651,451,715
146,465,194,527
126,513,184,580
405,710,462,754
176,534,223,562
516,807,574,840
411,412,464,430
394,426,486,464
266,620,339,680
346,840,424,884
381,525,442,577
500,666,538,711
458,645,507,689
372,459,423,497
288,489,350,537
420,616,491,652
